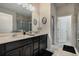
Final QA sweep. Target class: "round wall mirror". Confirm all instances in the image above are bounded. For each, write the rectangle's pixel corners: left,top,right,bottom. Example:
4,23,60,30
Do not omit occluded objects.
33,19,37,25
42,17,47,24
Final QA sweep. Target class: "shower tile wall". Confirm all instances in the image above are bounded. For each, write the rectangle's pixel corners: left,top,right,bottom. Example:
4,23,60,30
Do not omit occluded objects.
16,14,32,32
16,19,32,32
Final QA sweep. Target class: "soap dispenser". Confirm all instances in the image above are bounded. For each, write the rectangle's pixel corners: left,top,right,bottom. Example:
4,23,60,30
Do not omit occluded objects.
23,31,26,35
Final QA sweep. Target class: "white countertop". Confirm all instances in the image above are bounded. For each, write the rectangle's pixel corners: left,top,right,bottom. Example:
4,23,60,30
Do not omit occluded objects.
0,32,47,44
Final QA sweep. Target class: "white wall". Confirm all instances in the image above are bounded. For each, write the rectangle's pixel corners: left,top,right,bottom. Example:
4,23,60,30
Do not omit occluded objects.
57,4,74,16
32,3,51,33
32,3,40,32
75,4,79,39
75,4,79,52
39,4,51,33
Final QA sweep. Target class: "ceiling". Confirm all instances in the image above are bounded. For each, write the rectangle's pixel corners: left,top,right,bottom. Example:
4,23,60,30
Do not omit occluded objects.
0,3,32,17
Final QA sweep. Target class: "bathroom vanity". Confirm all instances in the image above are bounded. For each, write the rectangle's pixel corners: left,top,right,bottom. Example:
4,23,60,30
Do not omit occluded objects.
0,33,47,56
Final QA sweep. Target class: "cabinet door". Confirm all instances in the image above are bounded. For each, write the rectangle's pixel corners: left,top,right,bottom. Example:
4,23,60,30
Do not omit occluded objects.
6,48,20,56
34,41,39,50
22,44,33,56
32,36,39,56
32,36,39,50
40,35,47,50
33,42,39,56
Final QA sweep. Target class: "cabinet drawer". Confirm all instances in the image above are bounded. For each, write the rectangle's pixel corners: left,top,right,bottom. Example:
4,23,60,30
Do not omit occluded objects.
40,34,47,40
6,39,32,51
32,36,39,42
19,39,32,46
6,41,20,52
6,48,20,56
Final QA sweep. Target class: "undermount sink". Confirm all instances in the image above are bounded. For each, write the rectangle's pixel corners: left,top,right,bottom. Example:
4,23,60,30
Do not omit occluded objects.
11,32,25,38
26,31,38,36
11,34,23,38
26,32,35,36
10,31,39,37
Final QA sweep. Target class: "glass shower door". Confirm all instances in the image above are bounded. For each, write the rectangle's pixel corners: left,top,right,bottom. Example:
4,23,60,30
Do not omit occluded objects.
57,15,71,47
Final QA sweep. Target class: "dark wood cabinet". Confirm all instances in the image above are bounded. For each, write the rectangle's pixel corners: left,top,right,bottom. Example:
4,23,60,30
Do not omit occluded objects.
6,48,20,56
0,44,5,56
0,34,47,56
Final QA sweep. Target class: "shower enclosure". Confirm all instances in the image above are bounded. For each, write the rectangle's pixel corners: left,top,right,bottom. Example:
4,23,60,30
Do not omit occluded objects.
56,15,72,47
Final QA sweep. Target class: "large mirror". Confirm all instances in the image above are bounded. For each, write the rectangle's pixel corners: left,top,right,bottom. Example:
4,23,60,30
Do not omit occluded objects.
0,3,33,33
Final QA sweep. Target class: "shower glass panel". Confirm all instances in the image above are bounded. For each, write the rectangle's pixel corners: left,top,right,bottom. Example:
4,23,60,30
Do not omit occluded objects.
57,15,71,46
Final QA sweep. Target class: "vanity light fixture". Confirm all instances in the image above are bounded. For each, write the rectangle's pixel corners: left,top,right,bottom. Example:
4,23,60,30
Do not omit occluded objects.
17,3,35,12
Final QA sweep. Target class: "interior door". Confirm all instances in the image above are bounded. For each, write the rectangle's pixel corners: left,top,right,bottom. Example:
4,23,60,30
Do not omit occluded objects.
57,15,71,47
